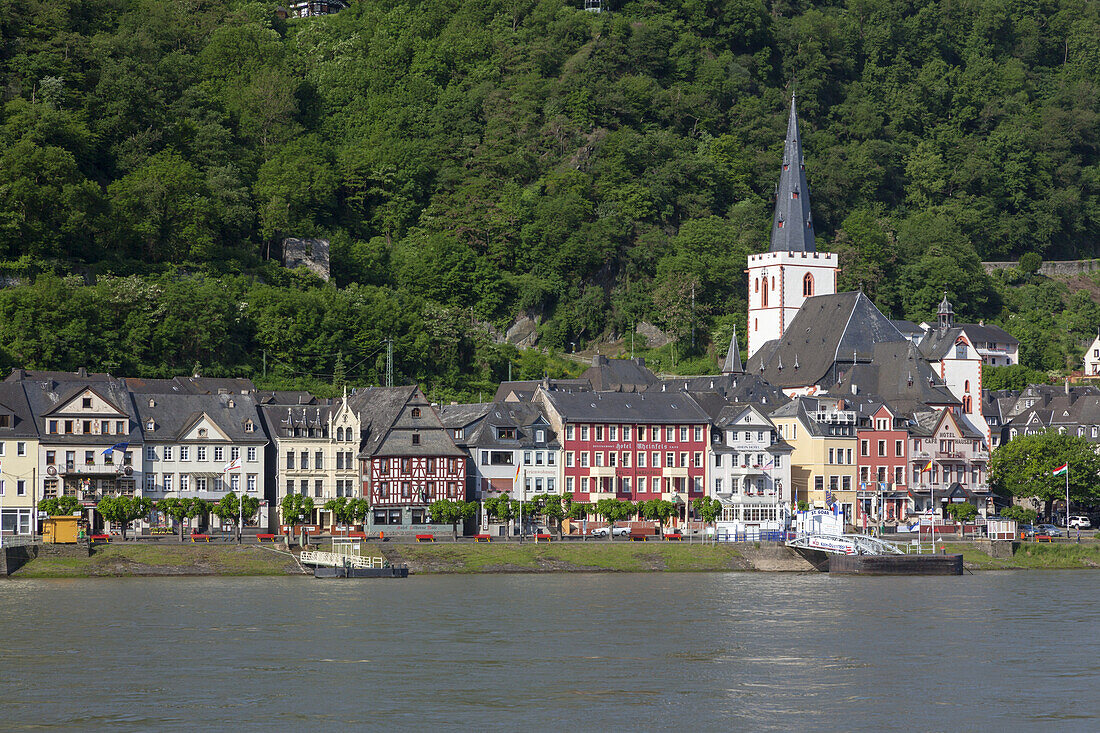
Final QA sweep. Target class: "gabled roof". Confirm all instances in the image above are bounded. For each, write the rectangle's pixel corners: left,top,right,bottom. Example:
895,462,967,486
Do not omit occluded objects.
910,407,983,440
17,374,138,444
491,379,590,403
260,402,342,440
770,94,816,253
255,390,321,405
747,291,907,388
350,386,464,458
580,356,660,392
916,327,971,361
438,403,493,431
722,328,744,374
465,402,558,449
956,322,1018,346
831,341,959,415
133,392,267,443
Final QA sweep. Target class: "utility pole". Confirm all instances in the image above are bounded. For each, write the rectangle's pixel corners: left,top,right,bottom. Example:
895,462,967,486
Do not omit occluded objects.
691,283,695,349
631,322,635,359
262,350,267,378
385,339,393,388
508,361,512,382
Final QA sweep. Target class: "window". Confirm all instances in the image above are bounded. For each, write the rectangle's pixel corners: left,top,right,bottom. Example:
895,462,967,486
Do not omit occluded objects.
566,425,575,440
815,476,824,492
83,420,91,434
679,452,687,467
608,426,617,441
180,474,190,492
679,427,688,442
565,452,574,467
46,450,55,465
652,452,660,468
803,273,814,297
245,421,254,433
214,447,224,462
693,426,703,442
955,342,966,360
196,476,207,492
524,451,533,465
247,447,257,462
116,420,125,434
594,452,603,467
621,452,629,468
14,441,25,457
16,479,25,496
247,474,257,493
536,429,546,443
64,420,72,434
411,407,421,418
595,425,604,441
580,452,589,468
180,446,190,461
829,448,834,464
315,480,323,498
146,446,156,461
48,420,58,434
566,477,574,493
85,450,95,466
637,452,646,468
197,446,207,462
693,452,702,468
164,446,173,461
163,474,173,493
895,440,903,457
666,452,675,467
286,451,294,469
878,440,886,457
547,478,555,493
496,427,516,440
580,425,589,440
315,451,323,469
336,453,344,470
581,477,589,492
548,452,556,466
82,397,92,409
639,477,647,493
607,452,615,467
623,426,631,440
860,440,869,456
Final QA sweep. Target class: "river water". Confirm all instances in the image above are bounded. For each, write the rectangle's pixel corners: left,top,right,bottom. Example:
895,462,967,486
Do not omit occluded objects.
1,571,1098,731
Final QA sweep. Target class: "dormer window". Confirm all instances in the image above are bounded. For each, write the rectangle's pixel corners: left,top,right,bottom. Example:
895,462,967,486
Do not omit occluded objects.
245,421,254,433
0,414,9,429
148,399,155,408
411,407,421,418
146,419,155,431
536,430,545,443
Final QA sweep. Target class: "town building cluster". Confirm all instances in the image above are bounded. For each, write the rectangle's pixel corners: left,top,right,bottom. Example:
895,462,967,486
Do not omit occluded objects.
2,95,1076,542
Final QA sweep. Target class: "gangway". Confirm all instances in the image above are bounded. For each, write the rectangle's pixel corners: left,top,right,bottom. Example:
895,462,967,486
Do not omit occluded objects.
300,538,388,569
786,533,905,556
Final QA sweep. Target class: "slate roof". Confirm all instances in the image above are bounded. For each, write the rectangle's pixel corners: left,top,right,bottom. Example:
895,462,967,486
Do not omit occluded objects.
580,356,660,392
437,403,493,431
255,390,321,405
747,291,907,388
491,379,590,402
722,328,744,374
957,322,1018,346
259,401,342,440
658,373,790,409
5,368,111,384
123,376,256,395
350,386,465,458
0,382,39,438
916,326,968,360
18,374,138,445
465,402,558,450
890,320,924,340
541,389,710,424
770,94,816,253
830,341,959,414
909,408,984,440
133,392,268,443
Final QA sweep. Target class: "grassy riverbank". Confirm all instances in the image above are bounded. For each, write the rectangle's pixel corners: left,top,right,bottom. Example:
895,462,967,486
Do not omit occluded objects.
387,542,748,574
942,542,1100,571
13,545,301,578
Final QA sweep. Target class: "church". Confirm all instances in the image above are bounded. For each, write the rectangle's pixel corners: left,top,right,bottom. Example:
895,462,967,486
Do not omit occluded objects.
745,95,989,444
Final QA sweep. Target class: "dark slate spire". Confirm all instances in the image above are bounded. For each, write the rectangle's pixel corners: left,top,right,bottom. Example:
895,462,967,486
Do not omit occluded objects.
722,327,744,375
938,291,954,330
769,94,815,253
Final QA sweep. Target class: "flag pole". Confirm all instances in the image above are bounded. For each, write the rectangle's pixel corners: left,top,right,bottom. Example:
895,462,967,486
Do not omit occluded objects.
1065,464,1070,530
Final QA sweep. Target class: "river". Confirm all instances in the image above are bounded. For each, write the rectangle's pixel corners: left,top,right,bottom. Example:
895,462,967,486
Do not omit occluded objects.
1,572,1098,731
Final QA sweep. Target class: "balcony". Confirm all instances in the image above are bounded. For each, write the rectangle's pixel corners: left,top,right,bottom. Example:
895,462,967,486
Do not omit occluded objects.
58,462,134,477
910,449,930,460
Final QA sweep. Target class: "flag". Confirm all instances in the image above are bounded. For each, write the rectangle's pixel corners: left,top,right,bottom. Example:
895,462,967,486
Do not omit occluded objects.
102,441,129,456
223,457,242,473
922,459,933,473
763,457,774,470
1052,463,1068,476
514,460,521,484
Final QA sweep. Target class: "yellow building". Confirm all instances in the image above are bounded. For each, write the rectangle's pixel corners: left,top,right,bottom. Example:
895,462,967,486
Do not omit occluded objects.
770,396,859,525
0,382,41,537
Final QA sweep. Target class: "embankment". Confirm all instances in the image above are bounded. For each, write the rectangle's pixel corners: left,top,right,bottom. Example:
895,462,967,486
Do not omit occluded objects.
8,540,1100,577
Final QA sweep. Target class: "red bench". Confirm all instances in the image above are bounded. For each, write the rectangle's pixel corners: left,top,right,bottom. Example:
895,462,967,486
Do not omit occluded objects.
256,534,276,542
415,534,435,543
664,533,683,541
1035,534,1054,543
346,531,368,540
629,531,649,542
89,534,110,543
534,533,553,543
474,534,492,543
190,534,211,543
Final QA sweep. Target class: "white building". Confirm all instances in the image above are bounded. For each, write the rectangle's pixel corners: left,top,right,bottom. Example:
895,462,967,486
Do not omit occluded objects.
710,403,793,536
1085,331,1100,376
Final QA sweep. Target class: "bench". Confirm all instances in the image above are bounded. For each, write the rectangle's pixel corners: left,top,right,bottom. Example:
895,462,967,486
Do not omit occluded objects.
474,534,491,543
664,533,683,541
629,532,650,542
415,534,435,543
190,534,212,543
89,534,110,543
346,531,368,540
256,534,276,542
1035,534,1053,543
534,533,553,543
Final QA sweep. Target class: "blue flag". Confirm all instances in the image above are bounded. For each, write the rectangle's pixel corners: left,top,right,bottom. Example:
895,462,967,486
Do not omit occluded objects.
103,442,129,456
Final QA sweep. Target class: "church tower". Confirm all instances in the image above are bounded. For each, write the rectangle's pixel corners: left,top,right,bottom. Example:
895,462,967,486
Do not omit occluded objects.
746,95,838,359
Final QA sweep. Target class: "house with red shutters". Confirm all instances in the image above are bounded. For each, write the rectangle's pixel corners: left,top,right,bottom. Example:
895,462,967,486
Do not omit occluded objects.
350,386,467,533
535,386,711,523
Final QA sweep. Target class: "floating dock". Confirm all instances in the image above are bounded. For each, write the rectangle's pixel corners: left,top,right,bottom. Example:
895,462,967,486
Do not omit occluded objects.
314,565,409,579
828,553,963,575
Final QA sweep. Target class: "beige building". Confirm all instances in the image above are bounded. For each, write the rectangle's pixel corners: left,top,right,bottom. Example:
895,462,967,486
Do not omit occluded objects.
0,382,40,537
769,396,859,525
262,394,362,528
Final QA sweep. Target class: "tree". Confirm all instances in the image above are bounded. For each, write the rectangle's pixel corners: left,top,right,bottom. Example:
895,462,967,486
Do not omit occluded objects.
637,499,677,536
943,502,978,527
323,497,371,527
593,498,634,541
989,431,1100,520
1001,505,1038,524
541,495,565,537
212,492,260,542
429,499,477,541
982,364,1049,391
692,496,723,541
38,496,81,517
95,496,154,540
280,493,315,545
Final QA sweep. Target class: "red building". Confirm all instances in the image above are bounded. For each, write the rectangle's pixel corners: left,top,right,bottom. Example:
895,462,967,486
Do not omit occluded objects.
537,388,710,518
352,386,466,531
856,402,910,522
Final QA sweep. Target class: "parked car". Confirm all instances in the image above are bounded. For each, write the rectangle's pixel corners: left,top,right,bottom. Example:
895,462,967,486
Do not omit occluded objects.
1034,524,1063,537
1068,515,1092,529
1018,524,1037,538
590,525,630,538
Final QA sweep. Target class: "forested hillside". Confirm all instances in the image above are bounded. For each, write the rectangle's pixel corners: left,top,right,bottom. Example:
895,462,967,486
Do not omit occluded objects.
1,0,1099,398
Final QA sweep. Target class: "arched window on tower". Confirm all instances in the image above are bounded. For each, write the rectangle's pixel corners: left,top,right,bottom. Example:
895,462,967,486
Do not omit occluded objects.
771,276,775,290
964,380,970,393
803,273,814,297
754,278,759,293
963,396,972,413
762,286,768,308
754,318,758,331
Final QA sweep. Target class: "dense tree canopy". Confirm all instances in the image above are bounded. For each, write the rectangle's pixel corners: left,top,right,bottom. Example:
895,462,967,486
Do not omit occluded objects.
2,0,1100,396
